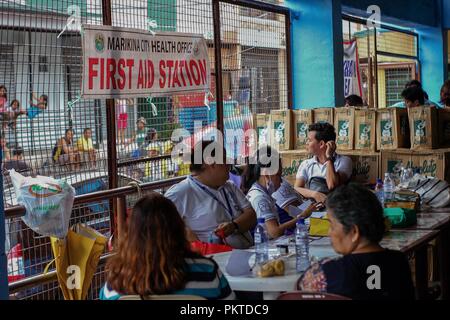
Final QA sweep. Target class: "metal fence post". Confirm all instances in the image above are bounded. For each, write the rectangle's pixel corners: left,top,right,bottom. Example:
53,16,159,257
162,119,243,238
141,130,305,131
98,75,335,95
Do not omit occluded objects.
212,0,225,134
0,148,8,300
102,0,119,239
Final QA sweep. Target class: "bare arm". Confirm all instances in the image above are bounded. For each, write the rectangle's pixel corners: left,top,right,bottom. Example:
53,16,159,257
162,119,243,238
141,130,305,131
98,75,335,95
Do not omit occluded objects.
185,226,200,242
265,217,299,239
294,178,326,203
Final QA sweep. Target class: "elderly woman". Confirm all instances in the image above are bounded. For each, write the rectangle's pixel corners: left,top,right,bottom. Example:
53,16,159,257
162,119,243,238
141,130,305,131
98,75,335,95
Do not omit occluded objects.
298,183,415,300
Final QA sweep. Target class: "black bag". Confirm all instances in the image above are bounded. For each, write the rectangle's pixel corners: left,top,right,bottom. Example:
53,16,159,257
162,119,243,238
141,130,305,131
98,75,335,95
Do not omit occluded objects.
306,177,330,194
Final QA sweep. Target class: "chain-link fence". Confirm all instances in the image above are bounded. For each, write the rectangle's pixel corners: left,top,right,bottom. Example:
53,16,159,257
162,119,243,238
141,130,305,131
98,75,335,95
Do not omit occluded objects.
1,0,290,300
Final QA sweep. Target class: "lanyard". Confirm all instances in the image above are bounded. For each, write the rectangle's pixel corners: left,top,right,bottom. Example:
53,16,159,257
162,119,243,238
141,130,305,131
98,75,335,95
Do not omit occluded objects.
190,176,236,219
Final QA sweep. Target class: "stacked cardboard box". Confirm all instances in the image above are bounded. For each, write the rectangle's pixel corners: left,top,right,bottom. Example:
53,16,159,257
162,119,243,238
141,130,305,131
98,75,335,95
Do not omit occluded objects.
376,107,410,150
270,110,292,151
339,150,380,185
408,106,439,150
292,109,313,151
354,108,377,151
334,107,355,151
313,107,334,125
279,150,311,185
381,148,450,182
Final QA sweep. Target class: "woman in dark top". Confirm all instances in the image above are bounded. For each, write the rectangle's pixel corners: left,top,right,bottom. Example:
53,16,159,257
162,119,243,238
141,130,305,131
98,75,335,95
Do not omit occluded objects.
298,183,415,300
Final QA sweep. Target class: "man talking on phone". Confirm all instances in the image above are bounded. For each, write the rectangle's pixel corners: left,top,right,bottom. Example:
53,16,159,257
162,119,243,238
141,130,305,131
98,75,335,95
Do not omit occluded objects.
294,122,352,205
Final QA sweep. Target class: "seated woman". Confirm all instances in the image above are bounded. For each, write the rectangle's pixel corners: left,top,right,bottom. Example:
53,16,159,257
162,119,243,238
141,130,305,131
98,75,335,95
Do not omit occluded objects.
242,146,317,239
100,192,235,300
298,183,415,300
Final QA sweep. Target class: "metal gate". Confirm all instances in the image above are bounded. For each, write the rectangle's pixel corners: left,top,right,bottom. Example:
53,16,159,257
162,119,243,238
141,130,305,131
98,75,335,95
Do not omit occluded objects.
1,0,291,300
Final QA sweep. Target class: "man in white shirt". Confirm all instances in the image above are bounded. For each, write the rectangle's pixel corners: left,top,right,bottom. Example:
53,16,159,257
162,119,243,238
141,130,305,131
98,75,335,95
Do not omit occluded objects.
165,140,257,249
294,122,352,204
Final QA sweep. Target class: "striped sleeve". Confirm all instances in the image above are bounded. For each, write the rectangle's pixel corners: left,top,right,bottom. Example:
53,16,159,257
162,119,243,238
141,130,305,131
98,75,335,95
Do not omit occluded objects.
178,257,235,300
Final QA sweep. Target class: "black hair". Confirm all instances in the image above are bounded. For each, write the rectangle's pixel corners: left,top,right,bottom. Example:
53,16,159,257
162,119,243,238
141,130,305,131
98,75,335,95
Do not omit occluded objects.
40,94,48,104
405,80,429,100
241,146,280,194
344,94,364,107
144,128,157,144
0,85,7,100
308,122,336,143
189,140,226,173
326,183,385,243
440,80,450,106
65,128,73,135
83,128,92,134
405,80,422,89
10,99,19,107
12,147,24,157
401,86,425,105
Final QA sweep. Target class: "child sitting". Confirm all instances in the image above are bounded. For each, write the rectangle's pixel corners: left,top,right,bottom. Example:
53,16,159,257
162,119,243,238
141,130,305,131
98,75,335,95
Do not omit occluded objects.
27,92,48,119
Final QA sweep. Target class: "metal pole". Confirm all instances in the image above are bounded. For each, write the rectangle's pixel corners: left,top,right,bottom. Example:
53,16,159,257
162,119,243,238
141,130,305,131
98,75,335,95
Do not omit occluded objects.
102,0,118,237
374,27,379,109
285,11,293,109
212,0,224,134
0,147,8,299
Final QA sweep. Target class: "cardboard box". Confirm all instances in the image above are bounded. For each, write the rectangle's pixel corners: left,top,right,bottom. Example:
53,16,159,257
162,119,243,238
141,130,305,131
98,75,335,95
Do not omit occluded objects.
408,106,439,150
280,150,311,185
438,108,450,148
354,108,377,151
334,107,355,151
381,148,450,182
254,113,271,148
313,107,334,125
292,109,314,150
376,107,410,150
270,109,292,151
340,150,380,185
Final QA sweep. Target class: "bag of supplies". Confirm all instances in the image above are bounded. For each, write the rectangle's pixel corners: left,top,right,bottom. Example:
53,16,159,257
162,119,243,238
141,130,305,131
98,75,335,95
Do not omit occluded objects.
9,169,75,238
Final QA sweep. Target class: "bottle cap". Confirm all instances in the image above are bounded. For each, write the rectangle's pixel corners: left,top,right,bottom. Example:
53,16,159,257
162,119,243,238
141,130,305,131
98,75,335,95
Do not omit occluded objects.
257,217,265,224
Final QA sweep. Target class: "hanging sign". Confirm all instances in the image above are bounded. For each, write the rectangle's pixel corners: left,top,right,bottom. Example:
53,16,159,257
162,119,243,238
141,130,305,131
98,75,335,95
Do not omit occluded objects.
82,24,210,98
343,40,364,99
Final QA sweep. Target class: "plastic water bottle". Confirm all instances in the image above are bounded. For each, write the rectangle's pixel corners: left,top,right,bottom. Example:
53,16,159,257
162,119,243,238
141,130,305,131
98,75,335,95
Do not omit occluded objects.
374,178,384,206
295,219,310,273
254,217,269,264
208,231,222,244
383,173,395,201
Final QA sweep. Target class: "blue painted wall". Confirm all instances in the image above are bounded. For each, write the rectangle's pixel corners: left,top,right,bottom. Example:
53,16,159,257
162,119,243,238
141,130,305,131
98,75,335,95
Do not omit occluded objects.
285,0,446,107
342,0,439,27
285,0,344,109
442,0,450,28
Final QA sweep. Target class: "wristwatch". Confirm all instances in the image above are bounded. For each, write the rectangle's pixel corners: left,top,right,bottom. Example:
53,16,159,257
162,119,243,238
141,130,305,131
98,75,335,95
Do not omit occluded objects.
326,155,335,163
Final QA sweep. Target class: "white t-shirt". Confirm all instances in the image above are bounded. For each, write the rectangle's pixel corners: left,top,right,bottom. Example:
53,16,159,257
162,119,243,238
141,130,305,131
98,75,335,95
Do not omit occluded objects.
296,154,353,183
246,182,279,224
165,175,253,249
115,99,127,114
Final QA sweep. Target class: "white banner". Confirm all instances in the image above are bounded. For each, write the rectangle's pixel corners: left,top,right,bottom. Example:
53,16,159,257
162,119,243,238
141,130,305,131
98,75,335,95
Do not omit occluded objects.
81,24,210,98
343,40,364,99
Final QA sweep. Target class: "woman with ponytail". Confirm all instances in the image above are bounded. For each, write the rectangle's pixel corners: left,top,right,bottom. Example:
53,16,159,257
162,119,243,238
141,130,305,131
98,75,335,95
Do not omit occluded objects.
242,146,317,239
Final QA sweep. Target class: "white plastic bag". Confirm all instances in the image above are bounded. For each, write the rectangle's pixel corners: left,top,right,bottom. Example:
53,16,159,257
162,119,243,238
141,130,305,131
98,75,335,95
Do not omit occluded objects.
9,169,75,238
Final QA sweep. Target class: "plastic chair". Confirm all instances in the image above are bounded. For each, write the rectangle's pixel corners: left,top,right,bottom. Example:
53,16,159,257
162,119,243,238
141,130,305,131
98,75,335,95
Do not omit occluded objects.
118,294,207,300
277,291,351,300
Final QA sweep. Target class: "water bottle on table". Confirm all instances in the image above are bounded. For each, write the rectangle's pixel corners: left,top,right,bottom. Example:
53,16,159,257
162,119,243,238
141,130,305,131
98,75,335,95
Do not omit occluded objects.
383,173,395,202
295,219,310,273
254,217,269,264
374,178,384,207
